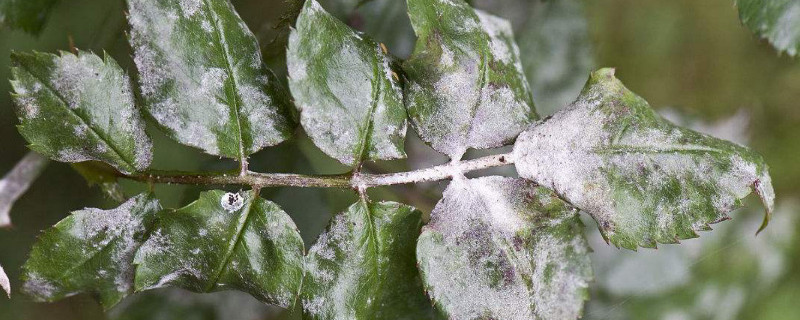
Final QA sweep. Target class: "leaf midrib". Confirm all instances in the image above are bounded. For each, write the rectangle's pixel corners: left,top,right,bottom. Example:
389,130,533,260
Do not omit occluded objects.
202,0,247,161
204,194,255,292
352,44,383,166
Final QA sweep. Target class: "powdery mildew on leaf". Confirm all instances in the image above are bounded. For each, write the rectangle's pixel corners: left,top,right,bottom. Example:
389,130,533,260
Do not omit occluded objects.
404,0,537,160
21,194,160,309
513,68,775,250
417,176,592,320
301,200,437,319
737,0,800,56
288,0,407,166
133,190,304,308
127,0,294,159
9,51,152,174
0,263,9,297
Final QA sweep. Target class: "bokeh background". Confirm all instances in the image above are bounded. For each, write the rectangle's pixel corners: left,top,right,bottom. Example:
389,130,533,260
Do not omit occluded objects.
1,0,799,319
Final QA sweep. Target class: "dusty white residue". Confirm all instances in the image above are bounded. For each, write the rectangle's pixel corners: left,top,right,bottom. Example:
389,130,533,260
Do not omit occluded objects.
24,194,160,302
418,177,591,319
405,0,535,160
287,0,406,165
513,70,774,247
220,192,244,212
128,0,290,157
10,51,152,173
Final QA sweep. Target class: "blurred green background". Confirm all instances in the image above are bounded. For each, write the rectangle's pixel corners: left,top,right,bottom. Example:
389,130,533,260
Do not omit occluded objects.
1,0,799,319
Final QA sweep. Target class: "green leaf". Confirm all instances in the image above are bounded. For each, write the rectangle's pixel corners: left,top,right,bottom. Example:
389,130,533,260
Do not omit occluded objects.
9,51,152,174
21,193,161,309
133,190,304,308
1,263,9,298
287,0,407,167
300,199,437,319
513,68,776,250
0,0,61,34
127,0,295,160
417,177,592,319
403,0,537,160
737,0,800,56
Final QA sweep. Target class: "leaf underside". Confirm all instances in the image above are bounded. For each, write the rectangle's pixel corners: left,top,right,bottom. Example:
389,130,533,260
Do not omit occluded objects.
22,194,160,309
417,176,592,320
10,51,152,174
127,0,295,159
737,0,800,56
133,190,304,308
301,200,438,319
403,0,538,160
288,0,407,167
514,68,776,250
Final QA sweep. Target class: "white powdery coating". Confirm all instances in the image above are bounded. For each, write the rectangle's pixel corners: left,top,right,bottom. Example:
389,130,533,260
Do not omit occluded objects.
56,53,152,171
128,0,286,157
0,263,9,297
769,1,800,56
24,194,159,301
13,52,152,173
419,177,590,320
513,76,771,243
475,10,513,64
302,207,367,318
407,4,533,160
287,1,406,165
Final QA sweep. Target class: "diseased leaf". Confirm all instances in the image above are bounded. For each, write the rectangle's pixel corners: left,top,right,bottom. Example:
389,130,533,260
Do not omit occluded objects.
474,0,594,116
10,51,152,174
513,68,776,250
417,177,592,320
0,151,49,228
0,0,60,34
21,194,161,309
1,263,9,298
301,200,437,319
404,0,537,160
133,190,304,308
737,0,800,56
288,0,407,166
128,0,295,160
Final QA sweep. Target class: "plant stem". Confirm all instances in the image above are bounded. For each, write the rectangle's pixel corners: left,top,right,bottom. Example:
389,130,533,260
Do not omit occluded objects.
120,152,514,189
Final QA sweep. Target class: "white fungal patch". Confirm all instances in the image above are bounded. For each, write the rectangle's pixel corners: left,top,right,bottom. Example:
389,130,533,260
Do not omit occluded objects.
406,0,535,160
128,0,290,157
418,177,592,320
23,194,160,303
287,1,406,165
513,70,774,247
220,192,244,212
